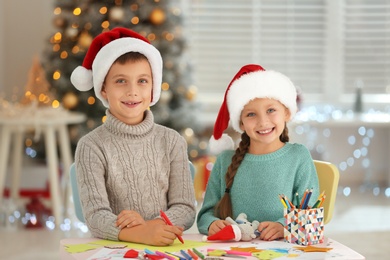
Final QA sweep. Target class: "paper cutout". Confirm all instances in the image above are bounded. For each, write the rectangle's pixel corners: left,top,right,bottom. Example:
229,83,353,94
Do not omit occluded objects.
230,246,262,253
208,249,230,256
64,243,100,253
86,248,129,260
124,249,139,258
293,245,333,252
252,250,286,259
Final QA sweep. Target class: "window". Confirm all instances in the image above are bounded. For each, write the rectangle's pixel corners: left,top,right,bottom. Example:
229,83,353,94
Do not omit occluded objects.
181,0,390,123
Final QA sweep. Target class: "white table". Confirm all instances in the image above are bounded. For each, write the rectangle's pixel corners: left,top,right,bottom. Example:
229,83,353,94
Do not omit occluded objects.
60,234,365,259
0,108,86,226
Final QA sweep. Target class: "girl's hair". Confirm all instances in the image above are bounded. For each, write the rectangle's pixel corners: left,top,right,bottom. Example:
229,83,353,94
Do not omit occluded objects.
214,124,290,219
114,52,148,64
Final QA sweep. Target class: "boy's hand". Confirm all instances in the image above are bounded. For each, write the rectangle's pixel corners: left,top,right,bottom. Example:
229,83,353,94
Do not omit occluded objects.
258,221,284,241
139,219,184,246
208,219,231,236
116,210,146,229
118,218,183,246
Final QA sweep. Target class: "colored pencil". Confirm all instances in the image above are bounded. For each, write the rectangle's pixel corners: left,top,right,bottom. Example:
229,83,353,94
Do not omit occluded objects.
299,189,308,209
278,194,288,208
160,210,184,244
192,248,205,260
302,188,313,209
180,249,192,260
187,249,198,260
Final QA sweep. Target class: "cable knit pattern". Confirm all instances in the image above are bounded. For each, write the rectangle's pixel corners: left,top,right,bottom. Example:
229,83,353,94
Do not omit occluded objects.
197,143,319,235
75,109,196,241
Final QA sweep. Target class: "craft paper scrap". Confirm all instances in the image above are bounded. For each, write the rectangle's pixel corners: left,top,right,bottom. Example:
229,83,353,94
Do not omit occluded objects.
86,248,129,260
252,250,286,259
64,243,100,253
293,245,333,252
230,246,262,253
89,239,208,252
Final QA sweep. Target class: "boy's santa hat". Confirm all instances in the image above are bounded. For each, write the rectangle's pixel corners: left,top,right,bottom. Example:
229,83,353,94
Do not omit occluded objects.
209,64,298,154
202,225,242,242
70,27,162,108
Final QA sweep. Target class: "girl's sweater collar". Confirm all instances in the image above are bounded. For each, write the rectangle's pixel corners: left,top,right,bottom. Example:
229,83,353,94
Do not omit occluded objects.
103,109,154,139
244,143,292,161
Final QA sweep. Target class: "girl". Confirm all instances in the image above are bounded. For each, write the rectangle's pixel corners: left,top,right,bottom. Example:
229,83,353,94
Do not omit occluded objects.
197,64,319,241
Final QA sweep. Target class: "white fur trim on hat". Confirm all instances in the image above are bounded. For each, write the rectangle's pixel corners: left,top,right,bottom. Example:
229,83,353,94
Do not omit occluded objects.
209,134,234,155
228,70,297,133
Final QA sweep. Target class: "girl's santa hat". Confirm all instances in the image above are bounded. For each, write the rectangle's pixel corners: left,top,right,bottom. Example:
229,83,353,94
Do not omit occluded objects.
202,225,241,242
209,64,298,154
70,27,162,108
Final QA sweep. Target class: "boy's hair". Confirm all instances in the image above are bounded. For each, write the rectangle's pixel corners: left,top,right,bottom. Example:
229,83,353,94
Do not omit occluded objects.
114,52,148,65
215,126,289,219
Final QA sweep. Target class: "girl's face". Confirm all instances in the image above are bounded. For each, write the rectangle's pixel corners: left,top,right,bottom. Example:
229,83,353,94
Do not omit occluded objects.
101,58,153,125
240,98,290,154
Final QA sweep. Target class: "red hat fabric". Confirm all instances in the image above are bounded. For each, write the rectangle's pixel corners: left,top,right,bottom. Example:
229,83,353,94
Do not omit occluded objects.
202,225,241,242
209,64,297,154
70,27,162,107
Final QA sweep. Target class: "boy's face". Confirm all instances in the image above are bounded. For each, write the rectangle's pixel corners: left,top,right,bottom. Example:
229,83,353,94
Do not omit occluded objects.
101,59,153,125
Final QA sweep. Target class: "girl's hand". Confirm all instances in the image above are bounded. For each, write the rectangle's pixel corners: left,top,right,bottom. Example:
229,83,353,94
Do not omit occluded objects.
208,219,231,236
116,210,146,229
257,221,284,241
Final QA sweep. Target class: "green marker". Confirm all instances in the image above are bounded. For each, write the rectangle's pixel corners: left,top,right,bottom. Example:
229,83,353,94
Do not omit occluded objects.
193,248,205,259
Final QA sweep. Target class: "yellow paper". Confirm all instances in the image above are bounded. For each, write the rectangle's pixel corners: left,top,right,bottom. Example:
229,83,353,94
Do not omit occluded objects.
64,243,100,253
89,239,208,253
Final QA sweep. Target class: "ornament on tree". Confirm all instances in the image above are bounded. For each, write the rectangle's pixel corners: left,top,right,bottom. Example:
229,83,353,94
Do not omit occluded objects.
149,8,166,25
65,27,78,38
53,16,65,28
186,85,197,101
159,90,172,104
77,31,93,49
62,92,79,109
109,6,125,22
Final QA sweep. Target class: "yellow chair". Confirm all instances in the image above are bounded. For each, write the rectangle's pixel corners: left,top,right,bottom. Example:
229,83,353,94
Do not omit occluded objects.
313,160,340,224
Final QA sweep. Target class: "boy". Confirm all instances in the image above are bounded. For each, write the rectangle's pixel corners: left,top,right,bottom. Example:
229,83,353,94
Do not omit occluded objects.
71,27,196,246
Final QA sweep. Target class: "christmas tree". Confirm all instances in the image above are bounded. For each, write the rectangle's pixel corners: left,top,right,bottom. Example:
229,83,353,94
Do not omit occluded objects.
42,0,206,159
20,56,54,106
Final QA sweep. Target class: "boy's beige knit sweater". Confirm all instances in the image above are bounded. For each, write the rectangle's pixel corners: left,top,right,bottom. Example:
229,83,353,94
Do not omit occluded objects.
75,109,196,241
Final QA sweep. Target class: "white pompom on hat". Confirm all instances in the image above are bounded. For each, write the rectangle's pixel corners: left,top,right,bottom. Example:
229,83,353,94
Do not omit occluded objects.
70,27,162,108
209,64,297,155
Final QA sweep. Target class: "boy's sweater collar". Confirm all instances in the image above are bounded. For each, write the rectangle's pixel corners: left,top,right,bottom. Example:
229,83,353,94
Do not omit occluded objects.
104,109,154,139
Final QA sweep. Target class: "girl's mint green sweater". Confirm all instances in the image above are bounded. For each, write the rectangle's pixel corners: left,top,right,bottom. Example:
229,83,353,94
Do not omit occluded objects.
197,142,319,235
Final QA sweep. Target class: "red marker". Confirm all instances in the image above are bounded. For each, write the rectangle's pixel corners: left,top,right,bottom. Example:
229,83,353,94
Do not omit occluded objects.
159,210,184,244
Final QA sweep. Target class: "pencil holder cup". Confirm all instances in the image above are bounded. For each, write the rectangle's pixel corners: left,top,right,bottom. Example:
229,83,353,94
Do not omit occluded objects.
284,207,324,245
